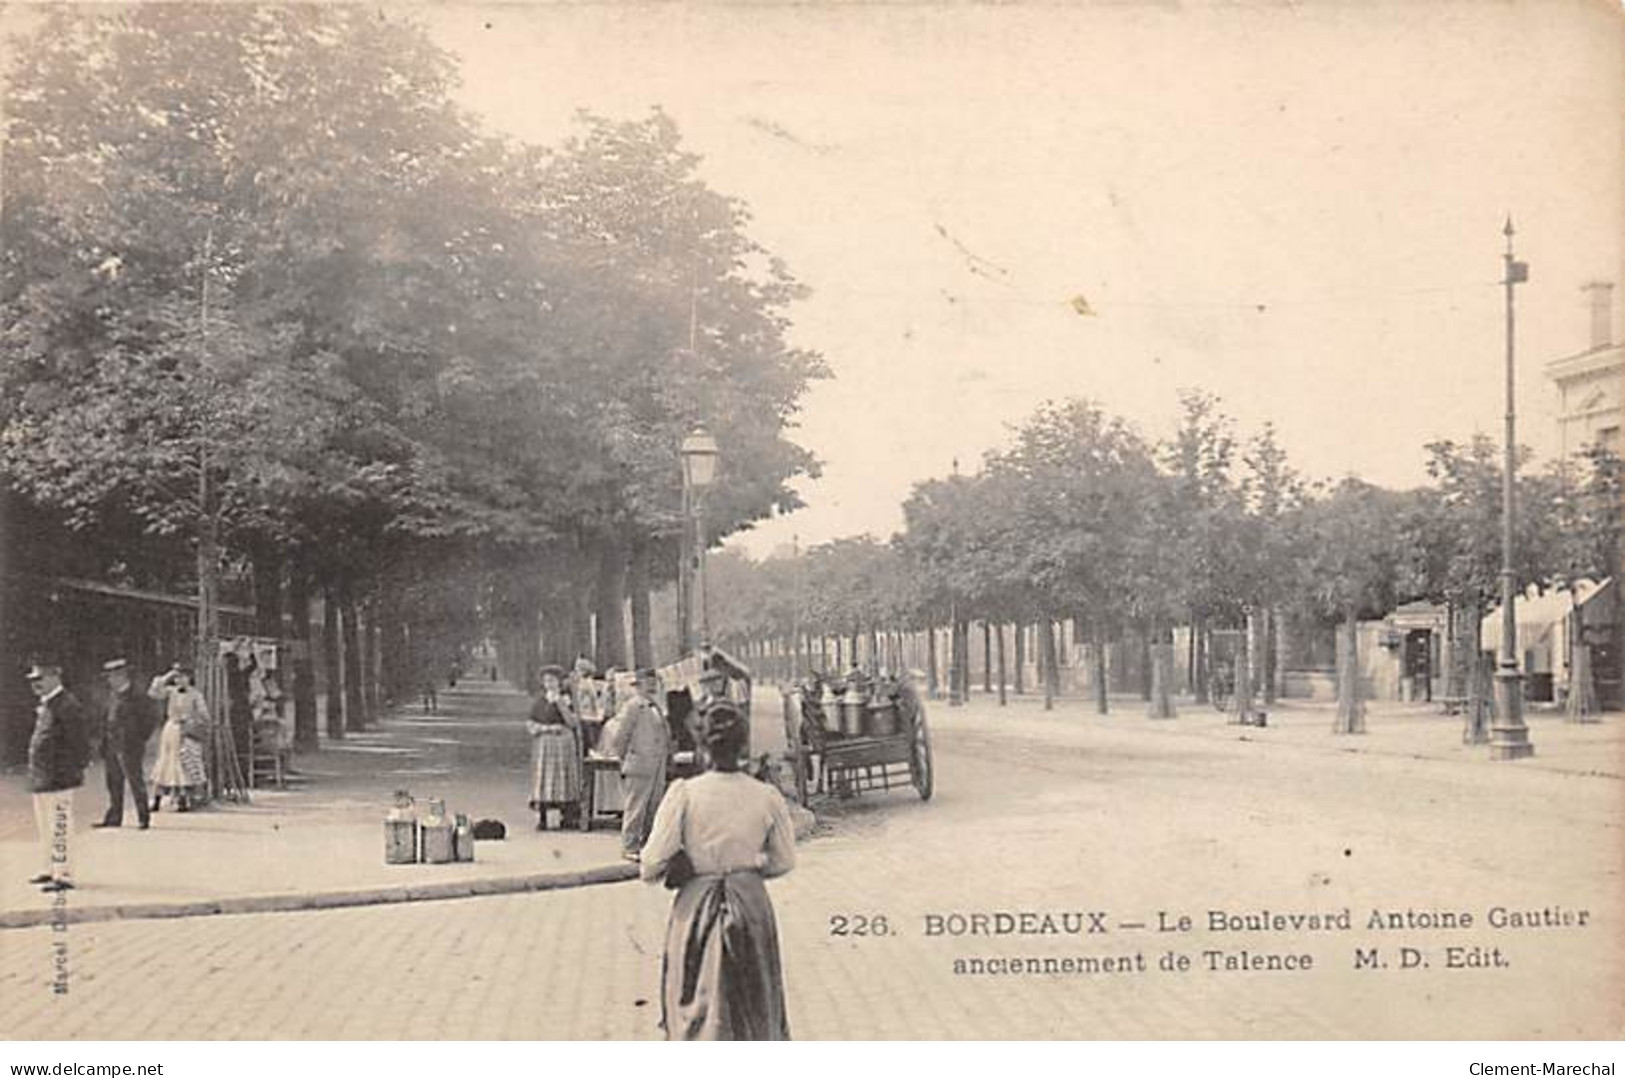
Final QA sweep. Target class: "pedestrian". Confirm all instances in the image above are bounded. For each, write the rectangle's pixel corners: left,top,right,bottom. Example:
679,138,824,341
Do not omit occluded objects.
147,665,211,812
25,661,91,892
570,657,604,750
94,658,156,830
640,703,795,1040
526,665,581,830
608,667,669,861
421,675,439,715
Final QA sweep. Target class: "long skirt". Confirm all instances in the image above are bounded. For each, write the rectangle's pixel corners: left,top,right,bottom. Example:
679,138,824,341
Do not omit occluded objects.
661,872,790,1041
151,721,206,794
529,727,582,806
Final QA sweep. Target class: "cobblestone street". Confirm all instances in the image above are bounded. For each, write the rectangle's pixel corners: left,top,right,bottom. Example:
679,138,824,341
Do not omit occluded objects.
3,692,1621,1039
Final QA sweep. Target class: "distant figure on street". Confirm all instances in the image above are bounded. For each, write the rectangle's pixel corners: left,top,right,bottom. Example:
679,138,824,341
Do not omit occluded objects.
641,704,795,1040
148,665,211,812
421,675,439,715
96,658,155,830
609,668,669,861
526,665,581,830
26,661,91,892
448,658,462,688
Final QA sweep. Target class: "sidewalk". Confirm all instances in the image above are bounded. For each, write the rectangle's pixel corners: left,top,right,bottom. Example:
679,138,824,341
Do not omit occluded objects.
0,680,633,929
919,688,1625,780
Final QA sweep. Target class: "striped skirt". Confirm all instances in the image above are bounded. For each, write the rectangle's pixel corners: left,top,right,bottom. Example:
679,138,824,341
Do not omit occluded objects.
151,720,207,792
529,726,582,806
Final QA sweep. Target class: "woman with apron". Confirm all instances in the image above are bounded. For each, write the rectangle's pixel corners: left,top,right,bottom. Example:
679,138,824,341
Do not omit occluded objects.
640,704,796,1040
526,665,582,830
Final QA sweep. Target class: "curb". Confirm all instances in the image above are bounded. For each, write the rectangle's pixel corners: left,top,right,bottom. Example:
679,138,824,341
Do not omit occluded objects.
0,861,640,932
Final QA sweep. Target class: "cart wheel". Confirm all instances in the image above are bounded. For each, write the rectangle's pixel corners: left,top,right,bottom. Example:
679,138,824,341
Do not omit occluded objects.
911,710,934,801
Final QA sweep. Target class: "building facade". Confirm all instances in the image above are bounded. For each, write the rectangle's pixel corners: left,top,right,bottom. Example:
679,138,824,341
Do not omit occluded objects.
1546,281,1622,458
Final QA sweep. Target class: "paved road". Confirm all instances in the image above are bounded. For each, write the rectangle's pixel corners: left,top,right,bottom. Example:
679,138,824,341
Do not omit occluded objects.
3,697,1620,1039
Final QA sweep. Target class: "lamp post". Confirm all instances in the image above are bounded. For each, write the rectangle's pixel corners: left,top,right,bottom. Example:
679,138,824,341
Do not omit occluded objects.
680,426,719,655
1491,218,1534,760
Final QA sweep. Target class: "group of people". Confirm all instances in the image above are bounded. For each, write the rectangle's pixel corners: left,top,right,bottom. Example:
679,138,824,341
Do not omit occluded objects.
22,656,217,893
522,650,797,1040
523,660,670,858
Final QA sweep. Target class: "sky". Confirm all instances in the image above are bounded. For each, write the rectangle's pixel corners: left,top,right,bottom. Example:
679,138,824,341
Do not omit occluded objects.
430,4,1611,554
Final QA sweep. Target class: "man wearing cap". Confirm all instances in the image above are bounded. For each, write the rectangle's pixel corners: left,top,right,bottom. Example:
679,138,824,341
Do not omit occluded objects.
96,658,155,830
608,668,670,861
24,662,91,891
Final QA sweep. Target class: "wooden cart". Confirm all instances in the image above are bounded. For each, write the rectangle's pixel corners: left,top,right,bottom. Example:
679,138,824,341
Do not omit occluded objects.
779,679,933,807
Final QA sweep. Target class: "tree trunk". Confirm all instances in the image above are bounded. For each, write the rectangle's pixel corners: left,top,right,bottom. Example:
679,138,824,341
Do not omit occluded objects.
323,587,344,740
1233,612,1258,725
1193,617,1210,704
341,587,367,732
252,543,283,640
1333,614,1366,734
627,545,654,669
982,621,992,694
1464,606,1492,744
369,610,385,716
1187,619,1197,695
1566,607,1597,722
1262,607,1278,706
996,622,1008,706
958,620,973,702
1040,619,1058,711
1148,626,1176,719
926,626,940,699
288,565,318,751
595,539,630,671
570,588,592,666
1138,623,1153,701
1014,623,1027,694
1092,620,1109,714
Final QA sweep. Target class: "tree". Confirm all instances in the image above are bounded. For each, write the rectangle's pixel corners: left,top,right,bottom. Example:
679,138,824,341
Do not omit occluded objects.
1399,436,1560,742
1300,479,1405,734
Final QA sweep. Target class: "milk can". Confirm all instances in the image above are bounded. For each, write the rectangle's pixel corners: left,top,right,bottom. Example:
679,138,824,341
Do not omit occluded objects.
420,798,456,864
819,681,841,733
452,813,476,862
840,677,870,737
384,790,418,865
867,690,901,738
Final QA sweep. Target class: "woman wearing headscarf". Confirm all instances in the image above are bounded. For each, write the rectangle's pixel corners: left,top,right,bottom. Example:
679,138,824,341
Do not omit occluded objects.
147,665,211,812
640,704,796,1040
527,665,582,830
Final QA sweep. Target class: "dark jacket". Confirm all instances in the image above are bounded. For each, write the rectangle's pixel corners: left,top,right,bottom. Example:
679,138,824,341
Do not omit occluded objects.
104,685,155,756
29,690,92,793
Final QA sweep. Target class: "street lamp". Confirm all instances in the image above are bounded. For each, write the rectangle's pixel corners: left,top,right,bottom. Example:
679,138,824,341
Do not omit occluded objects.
680,426,719,654
1491,218,1534,760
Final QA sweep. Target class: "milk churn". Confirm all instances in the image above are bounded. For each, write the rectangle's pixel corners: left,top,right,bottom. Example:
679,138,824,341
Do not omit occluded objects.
840,676,870,737
867,680,901,738
452,813,476,862
385,790,418,865
420,798,456,864
818,680,841,733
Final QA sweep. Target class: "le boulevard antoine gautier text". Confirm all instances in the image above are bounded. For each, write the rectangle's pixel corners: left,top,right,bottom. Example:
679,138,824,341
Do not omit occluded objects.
915,904,1593,976
921,905,1593,936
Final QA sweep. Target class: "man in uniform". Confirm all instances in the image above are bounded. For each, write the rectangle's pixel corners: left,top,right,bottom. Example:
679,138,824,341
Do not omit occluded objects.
95,657,155,830
609,668,669,862
25,661,91,891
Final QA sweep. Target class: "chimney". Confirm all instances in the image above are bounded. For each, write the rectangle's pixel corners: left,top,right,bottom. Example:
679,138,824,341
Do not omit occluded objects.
1583,281,1614,349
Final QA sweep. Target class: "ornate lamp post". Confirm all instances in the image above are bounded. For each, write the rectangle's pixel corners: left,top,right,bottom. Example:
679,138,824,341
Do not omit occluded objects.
680,426,720,654
1491,218,1534,760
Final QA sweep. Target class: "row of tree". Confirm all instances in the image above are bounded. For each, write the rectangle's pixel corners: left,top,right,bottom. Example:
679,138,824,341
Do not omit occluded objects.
0,7,824,742
700,391,1622,732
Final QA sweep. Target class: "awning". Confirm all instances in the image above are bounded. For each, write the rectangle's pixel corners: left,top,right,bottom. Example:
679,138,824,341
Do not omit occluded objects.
1481,578,1612,655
